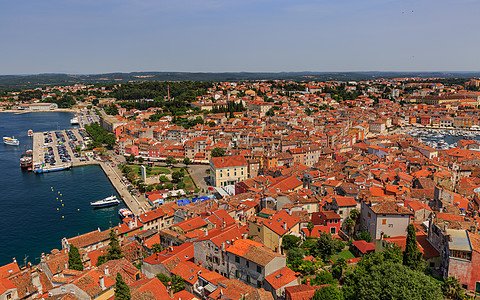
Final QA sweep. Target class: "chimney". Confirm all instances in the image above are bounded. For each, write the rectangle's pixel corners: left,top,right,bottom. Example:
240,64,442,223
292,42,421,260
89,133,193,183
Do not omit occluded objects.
64,263,68,270
13,257,16,264
288,209,292,216
221,242,226,252
198,261,203,268
283,222,287,230
204,229,208,236
99,276,105,290
105,266,109,276
306,278,311,286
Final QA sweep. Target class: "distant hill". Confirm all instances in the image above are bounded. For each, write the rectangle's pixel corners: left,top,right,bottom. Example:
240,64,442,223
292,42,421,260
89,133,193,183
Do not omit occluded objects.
1,71,479,91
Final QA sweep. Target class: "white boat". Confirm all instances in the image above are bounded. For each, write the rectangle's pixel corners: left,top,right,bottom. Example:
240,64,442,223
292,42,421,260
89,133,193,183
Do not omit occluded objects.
90,195,120,208
3,136,19,146
119,208,134,219
70,117,79,125
28,130,33,137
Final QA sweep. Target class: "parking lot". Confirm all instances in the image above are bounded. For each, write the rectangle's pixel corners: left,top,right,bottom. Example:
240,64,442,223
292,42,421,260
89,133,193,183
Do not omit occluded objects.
36,129,89,167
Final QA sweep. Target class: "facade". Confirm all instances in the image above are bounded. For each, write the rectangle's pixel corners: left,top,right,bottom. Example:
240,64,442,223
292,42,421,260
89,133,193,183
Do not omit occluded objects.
226,239,286,289
210,155,248,187
361,201,413,240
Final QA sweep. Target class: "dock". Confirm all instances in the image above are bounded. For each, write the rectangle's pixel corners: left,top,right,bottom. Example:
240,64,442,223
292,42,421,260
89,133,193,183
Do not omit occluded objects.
32,129,148,216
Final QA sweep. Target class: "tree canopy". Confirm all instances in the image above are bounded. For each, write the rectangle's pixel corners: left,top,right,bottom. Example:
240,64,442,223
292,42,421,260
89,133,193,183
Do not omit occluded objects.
403,224,424,271
114,273,131,300
211,147,225,157
68,245,83,271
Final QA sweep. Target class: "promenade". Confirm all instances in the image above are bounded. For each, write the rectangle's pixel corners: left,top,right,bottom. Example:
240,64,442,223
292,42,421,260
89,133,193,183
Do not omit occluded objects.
98,162,150,215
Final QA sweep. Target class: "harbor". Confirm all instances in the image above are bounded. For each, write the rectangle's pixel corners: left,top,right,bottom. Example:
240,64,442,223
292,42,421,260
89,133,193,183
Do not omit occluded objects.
31,127,148,216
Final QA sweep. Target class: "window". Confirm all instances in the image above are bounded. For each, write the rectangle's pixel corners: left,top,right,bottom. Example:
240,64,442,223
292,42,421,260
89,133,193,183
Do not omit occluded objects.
246,261,249,268
367,212,371,218
382,219,387,225
257,266,262,273
236,270,240,278
429,262,435,268
388,224,393,228
247,275,251,283
331,227,336,234
234,172,237,176
339,210,343,215
235,256,240,263
257,280,262,288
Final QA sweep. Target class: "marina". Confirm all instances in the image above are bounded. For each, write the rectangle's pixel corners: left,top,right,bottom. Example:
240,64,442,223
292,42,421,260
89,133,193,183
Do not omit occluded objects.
406,128,480,150
0,112,124,266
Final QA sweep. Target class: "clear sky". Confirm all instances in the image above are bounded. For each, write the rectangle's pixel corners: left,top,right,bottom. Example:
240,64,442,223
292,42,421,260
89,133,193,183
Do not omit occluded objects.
1,0,479,74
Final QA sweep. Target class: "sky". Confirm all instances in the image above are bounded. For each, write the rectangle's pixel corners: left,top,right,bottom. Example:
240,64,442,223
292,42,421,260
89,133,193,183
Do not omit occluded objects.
1,0,479,74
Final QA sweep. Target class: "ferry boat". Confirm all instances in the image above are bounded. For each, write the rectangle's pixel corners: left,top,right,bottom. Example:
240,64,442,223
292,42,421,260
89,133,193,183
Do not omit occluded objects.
118,208,134,219
91,195,120,208
20,148,33,169
3,136,19,146
28,129,33,137
70,117,79,125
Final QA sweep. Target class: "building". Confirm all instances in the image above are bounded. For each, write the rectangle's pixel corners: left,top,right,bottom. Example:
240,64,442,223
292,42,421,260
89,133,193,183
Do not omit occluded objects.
210,155,249,187
225,239,286,289
361,201,413,240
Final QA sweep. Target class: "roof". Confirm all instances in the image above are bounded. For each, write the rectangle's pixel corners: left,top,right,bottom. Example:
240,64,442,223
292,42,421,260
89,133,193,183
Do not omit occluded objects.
211,155,248,169
352,240,376,254
226,239,283,267
0,262,20,279
285,284,319,300
264,266,298,290
370,201,413,216
67,229,110,249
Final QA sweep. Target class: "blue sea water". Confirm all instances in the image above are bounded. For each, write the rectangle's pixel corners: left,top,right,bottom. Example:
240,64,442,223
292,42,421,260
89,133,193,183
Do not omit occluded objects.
0,112,124,266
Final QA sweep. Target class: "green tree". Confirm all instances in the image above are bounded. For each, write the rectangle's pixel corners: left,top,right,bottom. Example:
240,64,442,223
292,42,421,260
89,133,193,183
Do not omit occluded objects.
356,230,373,243
211,147,225,157
282,235,301,252
107,229,124,261
165,183,174,190
171,275,185,293
332,258,347,279
350,209,360,222
265,107,275,117
316,232,344,260
442,277,465,300
156,273,171,286
137,156,144,164
183,157,192,167
313,270,335,285
177,181,186,189
166,156,177,166
307,221,315,237
68,245,83,271
126,154,135,163
344,217,355,236
351,262,443,300
114,273,131,300
159,175,169,183
152,243,163,253
403,224,423,271
313,285,344,300
171,171,184,183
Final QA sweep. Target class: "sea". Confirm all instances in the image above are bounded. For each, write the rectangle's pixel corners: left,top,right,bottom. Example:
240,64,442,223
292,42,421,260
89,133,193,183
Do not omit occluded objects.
0,112,124,266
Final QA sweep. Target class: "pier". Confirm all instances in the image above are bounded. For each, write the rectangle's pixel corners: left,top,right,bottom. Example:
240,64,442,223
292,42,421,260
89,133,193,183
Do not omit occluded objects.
32,129,149,216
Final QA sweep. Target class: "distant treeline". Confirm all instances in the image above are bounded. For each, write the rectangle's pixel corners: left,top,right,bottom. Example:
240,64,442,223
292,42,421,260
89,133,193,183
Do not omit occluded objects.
1,72,480,91
110,81,212,101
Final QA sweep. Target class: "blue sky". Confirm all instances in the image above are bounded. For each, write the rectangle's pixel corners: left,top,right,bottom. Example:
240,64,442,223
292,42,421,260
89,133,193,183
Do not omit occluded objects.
1,0,479,74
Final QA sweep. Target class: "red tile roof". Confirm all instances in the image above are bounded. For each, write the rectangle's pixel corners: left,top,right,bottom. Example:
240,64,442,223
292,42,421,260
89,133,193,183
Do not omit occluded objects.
264,266,298,290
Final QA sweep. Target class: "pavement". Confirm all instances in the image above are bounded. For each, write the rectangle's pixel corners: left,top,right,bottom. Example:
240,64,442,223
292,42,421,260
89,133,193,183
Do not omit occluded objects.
187,164,210,192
